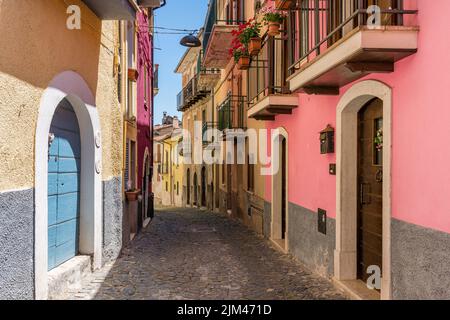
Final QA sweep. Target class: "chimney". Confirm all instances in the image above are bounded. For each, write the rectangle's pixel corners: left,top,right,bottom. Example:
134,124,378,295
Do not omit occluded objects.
173,116,180,129
162,111,167,124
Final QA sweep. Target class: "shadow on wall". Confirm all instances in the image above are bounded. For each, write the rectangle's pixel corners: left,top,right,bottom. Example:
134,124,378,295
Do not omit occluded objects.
0,0,101,93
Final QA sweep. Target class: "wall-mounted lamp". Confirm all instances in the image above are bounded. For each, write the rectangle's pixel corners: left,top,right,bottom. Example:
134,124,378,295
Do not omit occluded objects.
320,125,335,154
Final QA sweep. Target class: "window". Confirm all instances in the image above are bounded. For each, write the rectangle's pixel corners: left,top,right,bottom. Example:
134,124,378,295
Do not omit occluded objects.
248,154,255,192
144,65,148,108
177,181,179,195
125,139,136,190
222,163,225,186
166,181,168,192
127,80,135,118
374,117,383,166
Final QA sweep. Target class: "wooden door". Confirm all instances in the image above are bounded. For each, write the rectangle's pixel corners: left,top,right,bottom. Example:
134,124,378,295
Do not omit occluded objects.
48,100,81,271
281,137,287,240
357,98,383,283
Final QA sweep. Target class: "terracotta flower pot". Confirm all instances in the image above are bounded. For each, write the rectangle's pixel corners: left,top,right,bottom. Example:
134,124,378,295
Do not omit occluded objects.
237,56,250,70
268,22,281,36
128,68,139,82
248,37,262,56
125,190,141,202
275,0,294,10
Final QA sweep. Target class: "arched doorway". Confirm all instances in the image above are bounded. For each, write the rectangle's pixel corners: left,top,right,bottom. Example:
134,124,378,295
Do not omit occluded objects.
47,99,81,270
271,128,288,252
357,98,383,283
35,71,102,300
335,80,392,299
201,166,206,207
186,169,191,205
193,173,198,207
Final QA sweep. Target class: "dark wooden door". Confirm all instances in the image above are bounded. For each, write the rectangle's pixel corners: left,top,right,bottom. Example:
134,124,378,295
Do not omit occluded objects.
357,98,383,283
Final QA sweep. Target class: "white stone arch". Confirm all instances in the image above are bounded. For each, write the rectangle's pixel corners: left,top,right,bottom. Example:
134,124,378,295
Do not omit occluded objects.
270,127,289,252
334,80,392,300
34,71,103,300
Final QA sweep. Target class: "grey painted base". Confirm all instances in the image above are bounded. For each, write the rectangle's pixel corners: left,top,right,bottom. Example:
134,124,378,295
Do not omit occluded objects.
0,188,34,300
288,203,335,277
102,177,123,263
392,218,450,300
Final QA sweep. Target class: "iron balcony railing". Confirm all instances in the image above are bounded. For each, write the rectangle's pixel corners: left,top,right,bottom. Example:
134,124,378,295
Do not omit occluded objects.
217,94,246,131
203,0,246,54
248,36,290,106
176,73,211,112
287,0,418,75
202,122,218,144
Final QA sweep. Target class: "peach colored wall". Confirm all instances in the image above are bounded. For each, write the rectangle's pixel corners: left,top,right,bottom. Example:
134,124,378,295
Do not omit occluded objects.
265,0,450,234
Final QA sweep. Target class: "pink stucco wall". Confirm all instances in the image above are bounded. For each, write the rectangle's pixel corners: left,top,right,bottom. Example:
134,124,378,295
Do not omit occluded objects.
265,0,450,234
137,11,153,189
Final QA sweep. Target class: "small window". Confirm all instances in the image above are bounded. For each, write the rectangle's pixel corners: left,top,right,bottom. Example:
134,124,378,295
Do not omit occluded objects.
374,117,383,166
166,181,168,192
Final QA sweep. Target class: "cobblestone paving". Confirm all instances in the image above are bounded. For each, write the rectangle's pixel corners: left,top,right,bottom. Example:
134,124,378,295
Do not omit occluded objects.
68,207,346,300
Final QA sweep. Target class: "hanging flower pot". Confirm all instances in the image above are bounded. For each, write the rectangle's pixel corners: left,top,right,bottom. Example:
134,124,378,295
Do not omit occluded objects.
268,22,281,36
125,189,141,202
238,55,251,70
248,37,262,56
260,6,287,36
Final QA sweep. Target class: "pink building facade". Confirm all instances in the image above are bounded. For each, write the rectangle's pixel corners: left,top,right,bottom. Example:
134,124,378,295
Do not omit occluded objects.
137,9,156,223
257,0,450,299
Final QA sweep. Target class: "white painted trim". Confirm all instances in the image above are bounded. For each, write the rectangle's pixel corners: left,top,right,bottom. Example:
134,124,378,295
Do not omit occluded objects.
270,127,289,252
334,80,392,300
35,71,103,300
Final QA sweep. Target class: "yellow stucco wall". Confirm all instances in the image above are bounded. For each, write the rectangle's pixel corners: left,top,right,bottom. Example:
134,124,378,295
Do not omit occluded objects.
0,0,122,192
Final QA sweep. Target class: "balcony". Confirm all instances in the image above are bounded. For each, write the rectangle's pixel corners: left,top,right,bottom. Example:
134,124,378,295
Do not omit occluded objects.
203,0,245,68
82,0,138,20
287,0,419,94
217,94,246,139
247,37,298,121
197,67,221,90
177,75,211,112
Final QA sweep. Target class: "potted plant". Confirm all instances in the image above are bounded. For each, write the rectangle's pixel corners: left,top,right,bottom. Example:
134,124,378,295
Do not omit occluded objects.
231,45,250,70
125,181,141,202
238,19,262,56
260,6,287,36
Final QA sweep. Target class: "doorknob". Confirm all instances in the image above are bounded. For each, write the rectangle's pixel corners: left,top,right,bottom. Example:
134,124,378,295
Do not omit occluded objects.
376,169,383,183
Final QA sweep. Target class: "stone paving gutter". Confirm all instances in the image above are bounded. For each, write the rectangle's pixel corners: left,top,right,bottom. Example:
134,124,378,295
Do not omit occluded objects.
67,207,346,300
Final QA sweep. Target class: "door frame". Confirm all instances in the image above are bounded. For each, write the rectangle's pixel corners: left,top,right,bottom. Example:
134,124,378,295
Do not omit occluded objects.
334,80,392,300
271,127,289,252
35,71,103,300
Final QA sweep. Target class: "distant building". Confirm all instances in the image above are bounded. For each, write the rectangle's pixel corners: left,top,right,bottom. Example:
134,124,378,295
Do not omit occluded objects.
153,115,184,207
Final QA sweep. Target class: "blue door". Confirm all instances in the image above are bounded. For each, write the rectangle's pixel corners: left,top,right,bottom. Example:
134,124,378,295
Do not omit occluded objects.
48,100,81,271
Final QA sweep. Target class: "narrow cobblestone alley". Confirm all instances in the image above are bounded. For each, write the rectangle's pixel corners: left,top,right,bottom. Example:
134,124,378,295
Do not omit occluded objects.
68,207,345,300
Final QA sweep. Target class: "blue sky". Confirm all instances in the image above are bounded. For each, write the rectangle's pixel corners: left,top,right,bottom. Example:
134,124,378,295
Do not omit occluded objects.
153,0,209,125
